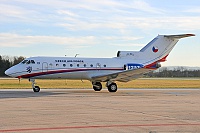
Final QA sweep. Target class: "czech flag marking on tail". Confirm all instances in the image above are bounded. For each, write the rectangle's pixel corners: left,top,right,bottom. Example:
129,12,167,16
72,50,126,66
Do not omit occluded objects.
152,46,158,53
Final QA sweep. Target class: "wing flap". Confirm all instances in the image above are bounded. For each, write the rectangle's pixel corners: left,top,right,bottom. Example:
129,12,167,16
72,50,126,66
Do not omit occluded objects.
92,68,152,82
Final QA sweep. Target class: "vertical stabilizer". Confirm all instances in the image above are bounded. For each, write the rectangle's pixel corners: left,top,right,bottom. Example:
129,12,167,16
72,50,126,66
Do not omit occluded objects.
140,34,195,61
117,34,195,67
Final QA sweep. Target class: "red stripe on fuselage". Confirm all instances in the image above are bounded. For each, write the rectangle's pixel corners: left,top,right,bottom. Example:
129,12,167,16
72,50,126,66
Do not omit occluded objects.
144,54,169,69
159,54,168,62
18,68,124,78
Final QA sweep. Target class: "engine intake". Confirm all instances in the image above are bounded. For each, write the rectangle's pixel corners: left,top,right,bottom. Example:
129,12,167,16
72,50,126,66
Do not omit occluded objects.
117,51,137,57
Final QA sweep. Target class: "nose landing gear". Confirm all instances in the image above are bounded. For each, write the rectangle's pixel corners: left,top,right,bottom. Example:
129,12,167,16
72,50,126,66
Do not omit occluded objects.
33,86,40,92
29,79,40,92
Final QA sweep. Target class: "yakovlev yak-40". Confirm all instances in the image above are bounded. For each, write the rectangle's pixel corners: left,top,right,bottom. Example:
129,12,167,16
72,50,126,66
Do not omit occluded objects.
5,34,195,92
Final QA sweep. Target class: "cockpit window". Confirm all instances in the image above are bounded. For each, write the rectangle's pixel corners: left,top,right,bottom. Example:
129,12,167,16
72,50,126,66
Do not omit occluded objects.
21,60,28,64
21,60,35,64
26,60,31,64
31,60,35,64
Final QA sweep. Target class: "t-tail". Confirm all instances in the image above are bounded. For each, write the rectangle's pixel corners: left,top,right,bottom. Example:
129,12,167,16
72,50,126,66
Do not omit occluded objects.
117,34,195,69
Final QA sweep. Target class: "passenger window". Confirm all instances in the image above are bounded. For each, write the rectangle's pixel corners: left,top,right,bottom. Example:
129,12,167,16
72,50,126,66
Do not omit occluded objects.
56,64,59,66
84,64,86,67
77,64,79,67
90,64,93,67
104,65,106,67
70,64,73,67
63,64,66,67
37,62,40,64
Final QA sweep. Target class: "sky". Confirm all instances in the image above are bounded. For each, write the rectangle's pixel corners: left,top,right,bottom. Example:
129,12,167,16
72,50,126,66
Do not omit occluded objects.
0,0,200,66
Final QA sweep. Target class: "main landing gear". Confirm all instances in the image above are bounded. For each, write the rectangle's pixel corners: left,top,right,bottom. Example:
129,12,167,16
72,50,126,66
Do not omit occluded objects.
106,81,117,92
92,82,102,91
29,79,40,92
92,81,117,92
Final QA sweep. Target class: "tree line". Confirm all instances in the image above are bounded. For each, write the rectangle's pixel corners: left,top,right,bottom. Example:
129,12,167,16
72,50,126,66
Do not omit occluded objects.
0,55,25,77
0,55,200,77
146,67,200,77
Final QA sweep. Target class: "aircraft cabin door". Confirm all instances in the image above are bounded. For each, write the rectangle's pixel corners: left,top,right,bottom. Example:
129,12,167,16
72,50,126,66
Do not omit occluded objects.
42,62,48,72
96,63,101,70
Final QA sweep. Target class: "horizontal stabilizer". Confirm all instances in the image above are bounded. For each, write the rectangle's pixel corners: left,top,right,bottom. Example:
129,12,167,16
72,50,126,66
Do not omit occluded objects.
164,34,195,39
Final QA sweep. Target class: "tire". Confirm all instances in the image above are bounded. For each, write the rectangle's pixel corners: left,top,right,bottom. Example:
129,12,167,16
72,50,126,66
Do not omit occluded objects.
108,83,117,92
93,82,102,91
33,86,40,92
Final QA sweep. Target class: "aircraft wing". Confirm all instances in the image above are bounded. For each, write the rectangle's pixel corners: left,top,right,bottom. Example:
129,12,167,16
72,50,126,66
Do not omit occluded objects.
91,68,152,82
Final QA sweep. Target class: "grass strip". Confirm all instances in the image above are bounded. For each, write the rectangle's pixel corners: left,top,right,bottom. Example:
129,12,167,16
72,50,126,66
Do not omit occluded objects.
0,78,200,89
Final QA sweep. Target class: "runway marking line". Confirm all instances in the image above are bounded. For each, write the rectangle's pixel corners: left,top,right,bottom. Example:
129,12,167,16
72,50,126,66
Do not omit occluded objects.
1,123,200,132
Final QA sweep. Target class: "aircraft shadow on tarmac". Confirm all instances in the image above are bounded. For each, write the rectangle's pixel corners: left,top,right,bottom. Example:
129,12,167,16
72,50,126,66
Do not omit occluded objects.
0,91,64,99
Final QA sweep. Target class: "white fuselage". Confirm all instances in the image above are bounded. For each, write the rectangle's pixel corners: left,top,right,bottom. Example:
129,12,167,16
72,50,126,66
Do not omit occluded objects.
5,56,148,80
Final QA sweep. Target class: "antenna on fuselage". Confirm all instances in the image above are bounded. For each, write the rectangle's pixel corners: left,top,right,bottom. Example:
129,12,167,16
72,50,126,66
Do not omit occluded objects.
75,54,79,57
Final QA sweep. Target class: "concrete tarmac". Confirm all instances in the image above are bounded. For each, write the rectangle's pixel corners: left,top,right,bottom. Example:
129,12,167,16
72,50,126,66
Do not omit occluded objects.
0,89,200,133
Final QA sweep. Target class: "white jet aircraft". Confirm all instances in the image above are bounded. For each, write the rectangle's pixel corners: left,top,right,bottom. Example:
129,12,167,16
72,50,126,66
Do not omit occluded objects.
5,34,195,92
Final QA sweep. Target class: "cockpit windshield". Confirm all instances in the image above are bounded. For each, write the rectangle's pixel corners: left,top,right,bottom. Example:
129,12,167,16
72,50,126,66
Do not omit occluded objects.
31,60,35,64
21,60,28,64
26,60,31,64
21,60,35,64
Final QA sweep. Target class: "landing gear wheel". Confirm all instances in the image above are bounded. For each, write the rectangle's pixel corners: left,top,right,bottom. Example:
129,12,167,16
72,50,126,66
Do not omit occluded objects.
33,86,40,92
93,82,102,91
29,79,41,92
108,83,117,92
